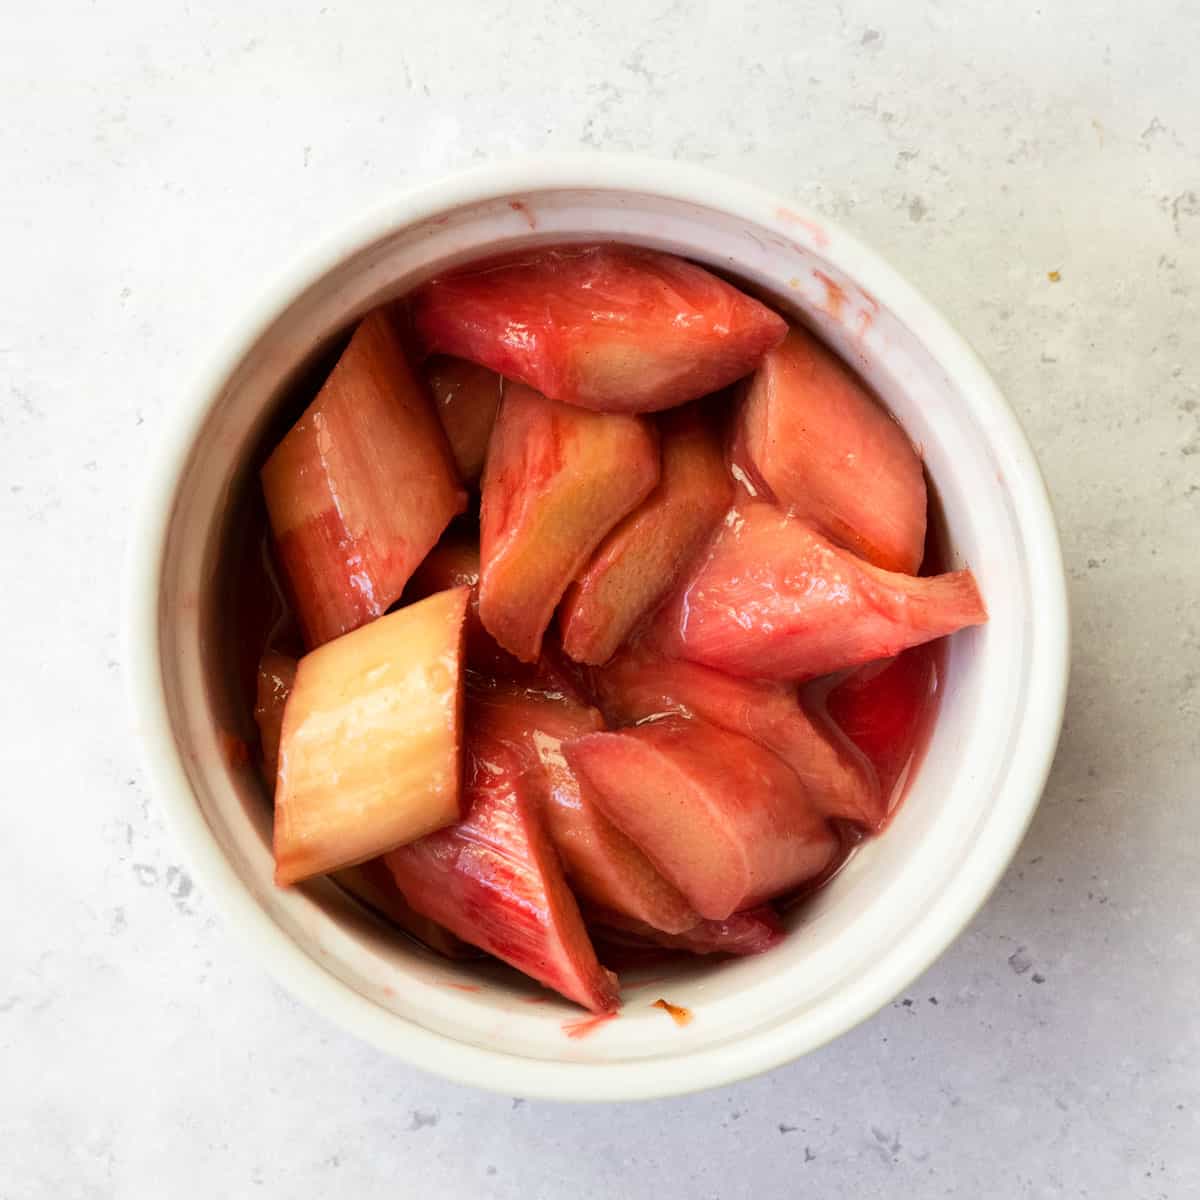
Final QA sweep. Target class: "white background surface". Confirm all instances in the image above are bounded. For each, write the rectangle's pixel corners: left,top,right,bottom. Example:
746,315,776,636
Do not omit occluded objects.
3,1,1198,1195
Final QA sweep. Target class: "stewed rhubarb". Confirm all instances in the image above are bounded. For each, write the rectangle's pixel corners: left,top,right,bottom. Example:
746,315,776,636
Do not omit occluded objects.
413,244,787,413
471,680,698,934
732,326,927,573
564,717,838,921
272,587,470,886
559,403,732,665
825,643,942,803
261,311,467,648
592,647,883,828
385,706,619,1013
479,382,659,662
249,651,478,957
222,240,988,1012
658,502,986,681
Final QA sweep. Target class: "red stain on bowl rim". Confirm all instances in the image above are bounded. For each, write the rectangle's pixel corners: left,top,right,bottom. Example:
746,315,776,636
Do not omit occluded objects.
856,292,880,338
813,269,847,321
776,207,830,249
508,200,537,230
442,982,482,993
562,1012,618,1039
812,271,881,340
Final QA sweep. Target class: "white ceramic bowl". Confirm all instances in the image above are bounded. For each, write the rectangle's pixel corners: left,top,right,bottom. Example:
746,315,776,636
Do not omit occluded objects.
124,156,1069,1102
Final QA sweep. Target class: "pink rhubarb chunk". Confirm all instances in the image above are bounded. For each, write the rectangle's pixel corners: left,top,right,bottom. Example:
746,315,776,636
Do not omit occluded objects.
249,651,477,957
592,647,882,828
272,588,471,886
473,681,698,935
413,244,787,413
564,716,837,921
261,310,467,648
825,643,941,803
384,710,619,1013
658,502,986,681
732,326,927,573
559,404,732,665
479,382,659,662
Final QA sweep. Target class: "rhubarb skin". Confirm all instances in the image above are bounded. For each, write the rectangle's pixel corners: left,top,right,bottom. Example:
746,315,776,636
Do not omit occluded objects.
385,715,620,1013
825,643,940,803
261,310,468,649
479,382,659,662
564,716,838,921
254,650,298,784
472,680,699,935
592,648,883,828
732,326,927,573
659,502,987,681
424,356,504,482
591,905,782,957
559,404,732,665
331,859,479,960
272,587,470,886
412,243,787,413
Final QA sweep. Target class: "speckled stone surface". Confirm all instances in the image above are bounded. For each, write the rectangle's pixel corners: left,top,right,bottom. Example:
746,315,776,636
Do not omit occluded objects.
3,1,1198,1195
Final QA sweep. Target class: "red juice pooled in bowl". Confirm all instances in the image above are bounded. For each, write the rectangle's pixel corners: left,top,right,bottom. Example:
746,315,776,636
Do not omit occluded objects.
216,242,986,1014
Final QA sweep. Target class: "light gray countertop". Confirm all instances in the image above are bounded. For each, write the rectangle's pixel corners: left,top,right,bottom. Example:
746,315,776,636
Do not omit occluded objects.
3,1,1197,1195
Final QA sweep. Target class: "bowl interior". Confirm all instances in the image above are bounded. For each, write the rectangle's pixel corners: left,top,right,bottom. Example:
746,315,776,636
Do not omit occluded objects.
150,181,1047,1089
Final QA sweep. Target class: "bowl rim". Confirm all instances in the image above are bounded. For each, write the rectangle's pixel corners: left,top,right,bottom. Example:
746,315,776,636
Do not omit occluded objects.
123,153,1070,1102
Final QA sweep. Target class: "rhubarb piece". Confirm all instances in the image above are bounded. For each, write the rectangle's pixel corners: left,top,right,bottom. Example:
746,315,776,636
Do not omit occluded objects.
473,681,698,934
550,774,699,935
559,405,732,665
825,642,940,803
272,587,470,886
413,244,787,413
660,502,986,681
732,327,927,572
254,650,297,785
407,536,583,691
424,356,504,481
479,383,659,662
385,721,619,1012
331,859,479,960
593,648,882,827
564,717,837,920
261,310,467,648
592,905,782,957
